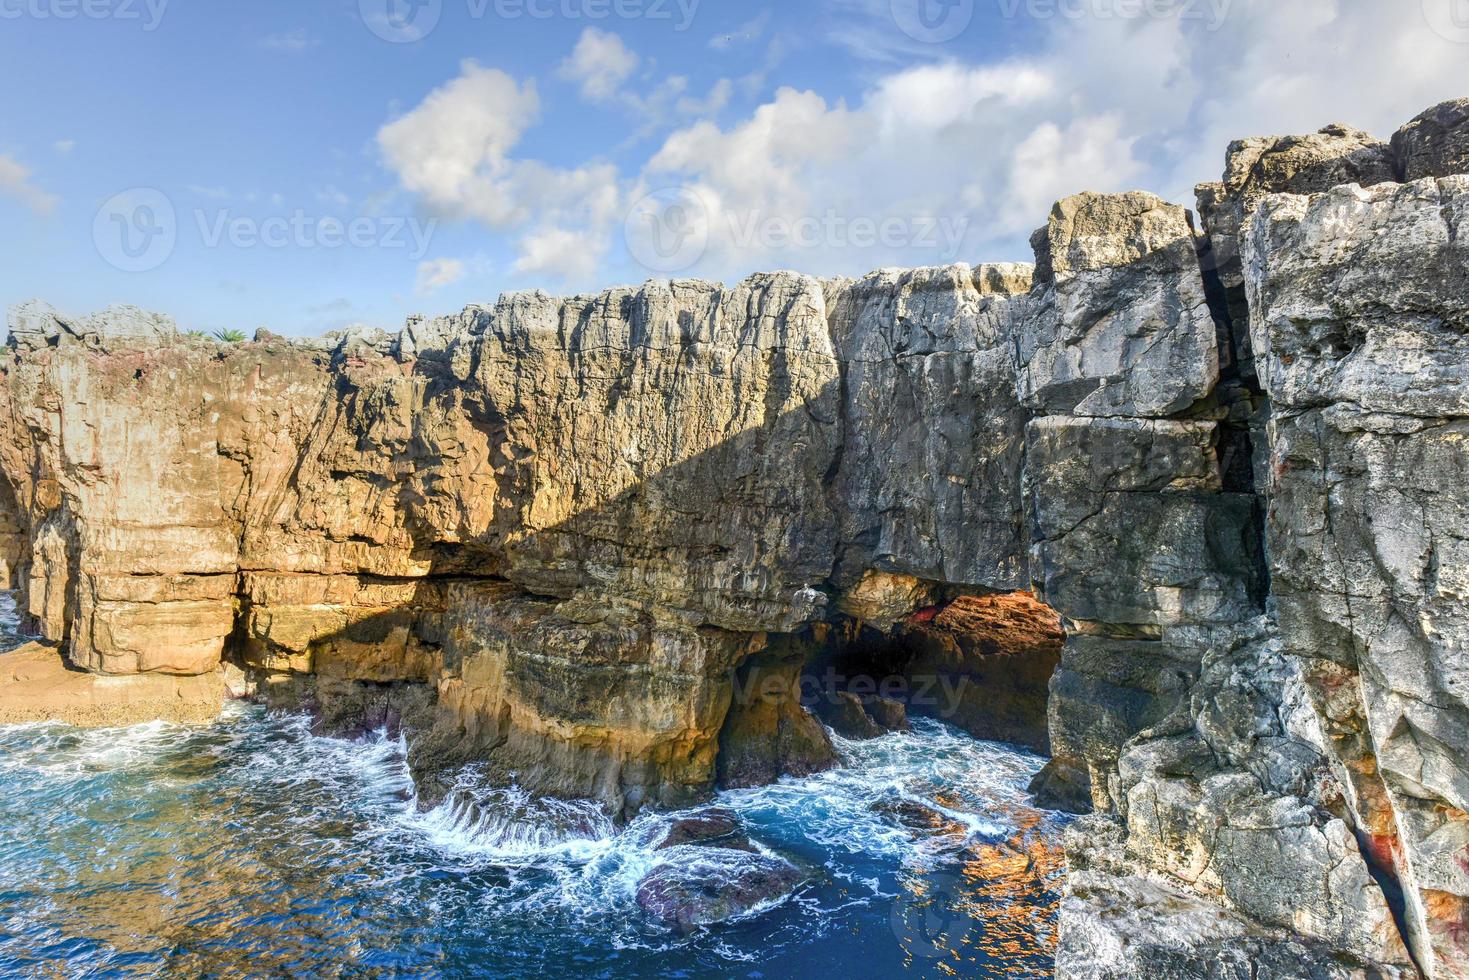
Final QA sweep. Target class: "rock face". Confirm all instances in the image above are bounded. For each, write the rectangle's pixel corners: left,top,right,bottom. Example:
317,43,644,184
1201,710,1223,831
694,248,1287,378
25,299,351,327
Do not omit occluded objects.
1245,175,1469,977
0,270,1036,820
4,96,1469,977
1194,124,1397,383
1393,98,1469,183
1019,192,1219,418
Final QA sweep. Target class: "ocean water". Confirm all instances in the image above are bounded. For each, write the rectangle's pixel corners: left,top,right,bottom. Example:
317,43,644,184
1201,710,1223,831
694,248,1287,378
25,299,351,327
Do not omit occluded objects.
0,700,1066,979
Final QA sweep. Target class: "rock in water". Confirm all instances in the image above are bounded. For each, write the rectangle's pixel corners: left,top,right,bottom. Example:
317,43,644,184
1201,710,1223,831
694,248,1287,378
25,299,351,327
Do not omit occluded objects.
635,849,811,933
816,691,884,740
862,696,909,733
653,808,756,852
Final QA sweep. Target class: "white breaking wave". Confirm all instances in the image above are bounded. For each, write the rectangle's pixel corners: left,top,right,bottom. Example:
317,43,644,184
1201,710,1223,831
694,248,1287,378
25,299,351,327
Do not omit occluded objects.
408,777,617,863
0,689,1060,974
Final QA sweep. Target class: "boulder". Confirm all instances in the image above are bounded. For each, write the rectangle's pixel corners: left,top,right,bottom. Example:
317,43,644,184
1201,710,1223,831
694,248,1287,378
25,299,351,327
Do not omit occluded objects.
1392,97,1469,181
635,848,811,932
1018,192,1219,418
652,808,756,853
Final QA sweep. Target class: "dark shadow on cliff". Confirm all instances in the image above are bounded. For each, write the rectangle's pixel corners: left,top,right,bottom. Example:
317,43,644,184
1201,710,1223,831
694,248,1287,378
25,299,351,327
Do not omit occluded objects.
227,347,1066,817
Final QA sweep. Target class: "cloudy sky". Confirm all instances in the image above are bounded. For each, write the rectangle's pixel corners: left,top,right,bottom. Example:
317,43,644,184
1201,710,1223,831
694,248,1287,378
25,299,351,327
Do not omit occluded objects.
2,0,1468,335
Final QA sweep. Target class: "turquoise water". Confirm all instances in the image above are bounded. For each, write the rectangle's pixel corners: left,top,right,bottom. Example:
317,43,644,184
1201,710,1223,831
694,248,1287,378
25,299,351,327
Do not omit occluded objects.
0,706,1065,979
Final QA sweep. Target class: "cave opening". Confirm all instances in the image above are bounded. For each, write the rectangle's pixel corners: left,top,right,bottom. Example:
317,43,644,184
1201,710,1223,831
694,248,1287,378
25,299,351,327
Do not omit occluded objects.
796,590,1065,753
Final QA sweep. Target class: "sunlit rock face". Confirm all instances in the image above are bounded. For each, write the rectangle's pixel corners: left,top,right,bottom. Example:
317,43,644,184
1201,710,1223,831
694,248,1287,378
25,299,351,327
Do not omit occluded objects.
1245,174,1469,978
3,95,1469,980
0,269,1037,820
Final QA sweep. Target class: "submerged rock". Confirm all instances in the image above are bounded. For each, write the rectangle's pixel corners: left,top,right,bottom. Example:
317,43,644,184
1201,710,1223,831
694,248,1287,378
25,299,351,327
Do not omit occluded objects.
814,691,909,740
870,798,969,838
635,848,812,933
652,808,757,853
862,695,909,733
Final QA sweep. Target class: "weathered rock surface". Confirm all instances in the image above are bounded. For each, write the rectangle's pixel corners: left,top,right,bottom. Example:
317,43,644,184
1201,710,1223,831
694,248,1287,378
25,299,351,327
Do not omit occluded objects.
1195,124,1397,382
0,641,226,727
1019,192,1219,419
635,847,811,932
1393,98,1469,183
651,807,756,852
1244,174,1469,978
826,265,1031,589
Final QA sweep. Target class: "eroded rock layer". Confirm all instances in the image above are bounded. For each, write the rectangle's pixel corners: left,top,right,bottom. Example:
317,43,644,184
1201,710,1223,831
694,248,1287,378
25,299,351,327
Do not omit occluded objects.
3,96,1469,978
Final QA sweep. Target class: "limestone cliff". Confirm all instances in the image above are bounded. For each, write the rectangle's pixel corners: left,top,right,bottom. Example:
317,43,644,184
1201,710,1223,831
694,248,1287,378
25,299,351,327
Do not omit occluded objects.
3,97,1469,978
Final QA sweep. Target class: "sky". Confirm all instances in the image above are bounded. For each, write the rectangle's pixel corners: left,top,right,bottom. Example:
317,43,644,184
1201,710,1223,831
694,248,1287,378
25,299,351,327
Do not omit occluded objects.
2,0,1468,336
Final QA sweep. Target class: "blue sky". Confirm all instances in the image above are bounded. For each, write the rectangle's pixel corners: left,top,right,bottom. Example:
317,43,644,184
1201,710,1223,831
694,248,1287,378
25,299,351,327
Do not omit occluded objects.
2,0,1468,336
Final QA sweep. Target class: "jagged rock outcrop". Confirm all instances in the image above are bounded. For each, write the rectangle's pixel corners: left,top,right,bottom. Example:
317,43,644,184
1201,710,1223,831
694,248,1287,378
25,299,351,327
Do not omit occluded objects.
1052,100,1469,978
1018,192,1219,418
1023,192,1262,815
825,264,1031,589
4,95,1469,979
1194,124,1397,384
1394,98,1469,184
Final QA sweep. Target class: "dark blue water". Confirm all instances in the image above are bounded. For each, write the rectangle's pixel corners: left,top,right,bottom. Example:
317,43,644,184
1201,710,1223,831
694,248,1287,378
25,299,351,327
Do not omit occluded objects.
0,706,1065,979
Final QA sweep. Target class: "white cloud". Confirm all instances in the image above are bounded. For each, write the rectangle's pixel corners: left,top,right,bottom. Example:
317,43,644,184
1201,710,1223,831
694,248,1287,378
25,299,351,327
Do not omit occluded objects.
53,139,75,154
415,258,467,295
379,60,623,286
558,27,640,104
378,61,543,226
512,227,603,281
559,29,733,133
0,155,57,216
639,61,1114,275
631,0,1469,280
381,1,1469,288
